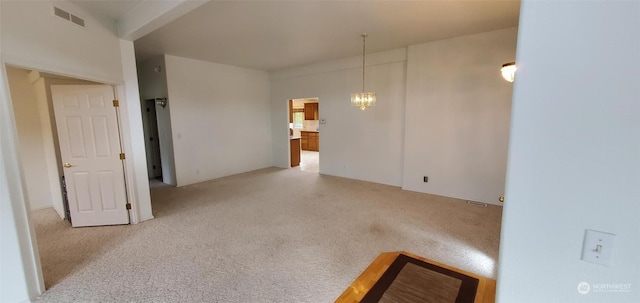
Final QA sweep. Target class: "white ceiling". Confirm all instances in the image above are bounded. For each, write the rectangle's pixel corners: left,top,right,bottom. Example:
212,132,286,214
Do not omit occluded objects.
70,0,143,21
74,0,520,72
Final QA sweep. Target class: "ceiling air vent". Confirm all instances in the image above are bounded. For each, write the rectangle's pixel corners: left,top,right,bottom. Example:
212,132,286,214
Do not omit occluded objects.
53,6,70,20
70,14,85,27
53,6,85,28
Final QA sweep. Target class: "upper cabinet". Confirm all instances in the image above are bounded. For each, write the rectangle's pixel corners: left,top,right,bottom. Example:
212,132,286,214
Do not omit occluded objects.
289,100,293,123
304,102,319,120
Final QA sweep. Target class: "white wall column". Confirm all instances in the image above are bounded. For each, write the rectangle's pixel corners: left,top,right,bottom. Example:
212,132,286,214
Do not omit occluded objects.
118,40,153,223
497,1,640,302
0,60,44,303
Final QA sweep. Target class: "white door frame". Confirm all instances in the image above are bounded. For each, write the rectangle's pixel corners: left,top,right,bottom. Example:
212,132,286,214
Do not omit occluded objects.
0,62,46,303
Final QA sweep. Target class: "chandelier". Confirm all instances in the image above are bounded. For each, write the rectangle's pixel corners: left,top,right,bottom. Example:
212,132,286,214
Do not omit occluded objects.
351,33,376,110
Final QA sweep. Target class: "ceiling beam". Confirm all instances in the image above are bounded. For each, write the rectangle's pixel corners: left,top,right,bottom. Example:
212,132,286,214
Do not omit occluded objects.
118,0,209,41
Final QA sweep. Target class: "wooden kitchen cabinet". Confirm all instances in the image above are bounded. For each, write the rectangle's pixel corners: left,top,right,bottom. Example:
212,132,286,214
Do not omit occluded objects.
300,131,319,151
300,133,309,150
289,100,293,123
304,103,319,120
290,138,300,167
308,132,319,151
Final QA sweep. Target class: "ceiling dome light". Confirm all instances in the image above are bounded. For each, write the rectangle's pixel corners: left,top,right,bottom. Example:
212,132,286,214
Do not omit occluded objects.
501,62,517,82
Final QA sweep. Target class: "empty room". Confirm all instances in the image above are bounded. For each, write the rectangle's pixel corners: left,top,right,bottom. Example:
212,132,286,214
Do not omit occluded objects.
1,1,638,303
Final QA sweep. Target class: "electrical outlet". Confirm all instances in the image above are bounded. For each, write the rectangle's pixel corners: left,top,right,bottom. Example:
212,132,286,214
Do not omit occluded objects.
581,229,615,266
423,176,428,183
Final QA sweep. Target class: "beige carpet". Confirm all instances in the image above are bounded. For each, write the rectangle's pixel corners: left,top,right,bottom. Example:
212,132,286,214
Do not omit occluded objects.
33,167,502,302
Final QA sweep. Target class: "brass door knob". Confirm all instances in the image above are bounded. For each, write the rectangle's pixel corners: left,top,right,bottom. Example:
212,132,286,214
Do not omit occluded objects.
63,163,72,168
499,196,505,203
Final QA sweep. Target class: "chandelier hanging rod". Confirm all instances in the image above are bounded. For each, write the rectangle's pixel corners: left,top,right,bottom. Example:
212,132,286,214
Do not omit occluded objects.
362,33,367,93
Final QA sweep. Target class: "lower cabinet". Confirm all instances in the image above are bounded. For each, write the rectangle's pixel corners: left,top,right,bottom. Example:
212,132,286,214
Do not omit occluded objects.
300,131,319,151
290,138,300,167
301,134,309,150
308,133,318,151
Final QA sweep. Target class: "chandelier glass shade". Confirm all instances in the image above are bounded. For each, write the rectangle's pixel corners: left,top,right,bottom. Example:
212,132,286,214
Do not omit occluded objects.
351,33,376,110
351,92,376,111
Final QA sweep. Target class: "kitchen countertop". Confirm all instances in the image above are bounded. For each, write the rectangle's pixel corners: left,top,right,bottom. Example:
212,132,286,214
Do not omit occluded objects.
300,130,319,133
289,136,301,140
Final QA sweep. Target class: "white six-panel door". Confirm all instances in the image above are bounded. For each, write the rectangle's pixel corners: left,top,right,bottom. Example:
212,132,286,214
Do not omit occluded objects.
51,85,129,227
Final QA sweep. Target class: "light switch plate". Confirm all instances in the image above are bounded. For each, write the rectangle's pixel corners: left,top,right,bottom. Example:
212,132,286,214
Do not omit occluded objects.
581,229,615,266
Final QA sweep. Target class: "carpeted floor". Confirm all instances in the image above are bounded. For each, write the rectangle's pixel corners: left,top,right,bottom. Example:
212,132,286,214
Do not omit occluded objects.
32,167,502,302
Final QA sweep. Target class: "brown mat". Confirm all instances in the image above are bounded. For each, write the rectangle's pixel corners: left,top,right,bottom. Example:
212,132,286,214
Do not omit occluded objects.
360,254,479,303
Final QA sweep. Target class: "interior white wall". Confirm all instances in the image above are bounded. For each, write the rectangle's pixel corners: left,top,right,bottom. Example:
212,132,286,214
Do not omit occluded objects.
6,67,55,211
164,55,273,186
1,1,154,300
403,27,517,205
0,54,44,303
1,0,123,84
497,1,640,303
137,55,177,186
271,49,407,186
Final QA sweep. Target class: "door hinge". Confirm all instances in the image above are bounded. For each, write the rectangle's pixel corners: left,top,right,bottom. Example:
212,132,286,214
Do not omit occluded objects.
126,203,131,210
119,153,126,160
113,100,119,107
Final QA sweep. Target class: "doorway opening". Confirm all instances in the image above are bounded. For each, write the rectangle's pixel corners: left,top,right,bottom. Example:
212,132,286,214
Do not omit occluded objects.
141,98,163,184
5,65,133,289
135,57,176,188
289,98,319,173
